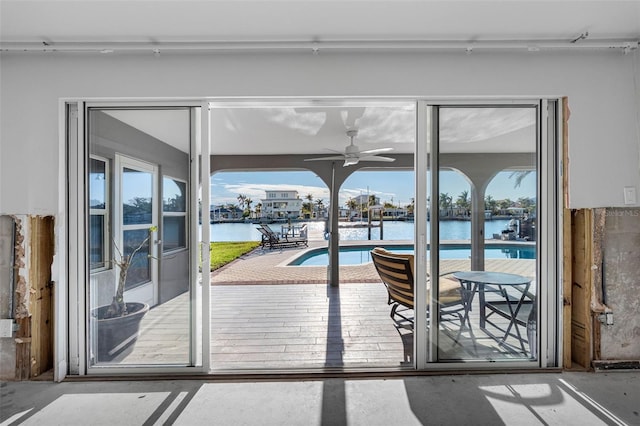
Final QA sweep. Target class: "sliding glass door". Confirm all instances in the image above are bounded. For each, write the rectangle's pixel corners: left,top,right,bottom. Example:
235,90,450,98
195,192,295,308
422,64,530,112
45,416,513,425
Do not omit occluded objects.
84,106,207,370
416,101,558,368
69,98,556,375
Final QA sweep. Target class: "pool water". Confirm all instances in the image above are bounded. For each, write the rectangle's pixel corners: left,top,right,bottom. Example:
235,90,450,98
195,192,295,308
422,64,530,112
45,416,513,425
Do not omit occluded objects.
289,244,536,266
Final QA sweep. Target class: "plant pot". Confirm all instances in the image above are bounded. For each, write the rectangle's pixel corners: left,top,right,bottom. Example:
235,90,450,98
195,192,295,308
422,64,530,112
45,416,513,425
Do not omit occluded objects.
94,302,149,362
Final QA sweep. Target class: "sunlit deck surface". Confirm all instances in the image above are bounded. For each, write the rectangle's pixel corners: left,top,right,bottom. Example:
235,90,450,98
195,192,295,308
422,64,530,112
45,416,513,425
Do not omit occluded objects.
115,241,537,370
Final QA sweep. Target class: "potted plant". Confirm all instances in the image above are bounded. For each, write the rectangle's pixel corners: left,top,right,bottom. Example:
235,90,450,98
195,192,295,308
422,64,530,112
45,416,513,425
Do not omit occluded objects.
94,226,156,362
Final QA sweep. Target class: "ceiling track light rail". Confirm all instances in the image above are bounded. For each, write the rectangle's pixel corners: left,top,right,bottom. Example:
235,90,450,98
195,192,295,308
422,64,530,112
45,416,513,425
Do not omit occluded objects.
1,39,638,54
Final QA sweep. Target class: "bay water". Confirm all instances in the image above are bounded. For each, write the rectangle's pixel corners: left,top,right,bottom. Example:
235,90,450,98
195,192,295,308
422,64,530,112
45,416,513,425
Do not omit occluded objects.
210,220,511,242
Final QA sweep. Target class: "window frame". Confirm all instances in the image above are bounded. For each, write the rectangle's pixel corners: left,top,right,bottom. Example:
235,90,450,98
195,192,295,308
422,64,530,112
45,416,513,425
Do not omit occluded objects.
89,155,110,272
162,175,189,254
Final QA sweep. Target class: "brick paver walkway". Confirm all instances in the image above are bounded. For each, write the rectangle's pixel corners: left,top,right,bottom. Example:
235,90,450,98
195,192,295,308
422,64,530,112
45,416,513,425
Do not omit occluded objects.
211,240,382,284
210,240,536,285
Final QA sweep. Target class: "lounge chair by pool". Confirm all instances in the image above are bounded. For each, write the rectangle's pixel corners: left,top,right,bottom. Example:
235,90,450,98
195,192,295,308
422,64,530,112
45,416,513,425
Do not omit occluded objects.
257,224,308,250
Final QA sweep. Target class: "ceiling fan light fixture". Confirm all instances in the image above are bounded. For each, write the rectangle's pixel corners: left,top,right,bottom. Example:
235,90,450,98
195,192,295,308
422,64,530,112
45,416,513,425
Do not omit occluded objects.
304,128,394,167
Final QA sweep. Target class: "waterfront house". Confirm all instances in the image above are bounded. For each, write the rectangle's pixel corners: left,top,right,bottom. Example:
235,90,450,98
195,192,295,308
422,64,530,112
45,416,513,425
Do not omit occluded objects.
260,190,303,219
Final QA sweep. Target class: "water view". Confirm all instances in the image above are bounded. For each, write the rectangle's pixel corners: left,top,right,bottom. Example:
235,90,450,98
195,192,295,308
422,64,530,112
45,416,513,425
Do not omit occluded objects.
210,220,513,242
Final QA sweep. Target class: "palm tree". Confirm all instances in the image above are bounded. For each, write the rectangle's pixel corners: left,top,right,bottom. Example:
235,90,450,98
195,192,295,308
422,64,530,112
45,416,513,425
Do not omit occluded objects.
484,195,497,214
237,194,247,210
456,190,470,216
315,198,325,218
517,196,535,213
345,198,357,210
302,201,312,217
226,203,238,219
439,192,452,216
346,198,357,218
245,197,253,217
304,193,315,218
408,197,415,216
498,198,513,213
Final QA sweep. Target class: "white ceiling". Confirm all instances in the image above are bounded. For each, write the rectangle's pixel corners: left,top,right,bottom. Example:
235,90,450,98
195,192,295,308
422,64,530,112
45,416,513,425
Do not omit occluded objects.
1,1,638,45
103,109,192,153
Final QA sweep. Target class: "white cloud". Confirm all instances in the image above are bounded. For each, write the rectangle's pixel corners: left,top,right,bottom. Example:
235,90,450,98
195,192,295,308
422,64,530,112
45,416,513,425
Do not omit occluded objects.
213,182,330,205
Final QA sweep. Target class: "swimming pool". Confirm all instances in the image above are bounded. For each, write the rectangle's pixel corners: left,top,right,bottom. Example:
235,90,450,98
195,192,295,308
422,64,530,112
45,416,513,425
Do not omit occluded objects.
289,243,536,266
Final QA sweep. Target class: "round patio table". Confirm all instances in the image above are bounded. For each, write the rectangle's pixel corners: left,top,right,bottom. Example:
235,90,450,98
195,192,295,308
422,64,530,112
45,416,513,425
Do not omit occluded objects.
452,271,533,354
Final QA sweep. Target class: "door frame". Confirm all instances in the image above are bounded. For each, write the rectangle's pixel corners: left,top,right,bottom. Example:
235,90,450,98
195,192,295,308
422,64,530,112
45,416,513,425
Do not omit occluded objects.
415,99,562,370
63,100,210,377
114,153,159,307
60,96,559,378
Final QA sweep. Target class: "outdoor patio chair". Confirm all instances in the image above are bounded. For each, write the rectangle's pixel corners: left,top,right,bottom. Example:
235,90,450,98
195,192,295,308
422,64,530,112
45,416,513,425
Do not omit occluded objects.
370,247,468,332
261,224,281,237
257,224,308,249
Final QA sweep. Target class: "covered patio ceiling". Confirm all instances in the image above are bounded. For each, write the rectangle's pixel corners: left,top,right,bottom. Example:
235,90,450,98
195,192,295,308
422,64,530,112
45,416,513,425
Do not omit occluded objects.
105,102,537,156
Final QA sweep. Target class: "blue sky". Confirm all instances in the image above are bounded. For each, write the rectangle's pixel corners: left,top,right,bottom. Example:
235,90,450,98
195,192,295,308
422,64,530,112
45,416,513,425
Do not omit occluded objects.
210,170,536,208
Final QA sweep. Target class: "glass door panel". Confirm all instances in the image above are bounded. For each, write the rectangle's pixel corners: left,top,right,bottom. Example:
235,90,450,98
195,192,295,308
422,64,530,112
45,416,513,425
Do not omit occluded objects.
117,159,158,304
432,106,539,363
208,102,417,370
87,107,195,367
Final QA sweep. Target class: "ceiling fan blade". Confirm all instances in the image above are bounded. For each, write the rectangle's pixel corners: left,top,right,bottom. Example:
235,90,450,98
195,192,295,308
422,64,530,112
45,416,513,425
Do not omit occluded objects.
343,157,359,167
358,156,396,162
304,155,345,162
359,147,393,155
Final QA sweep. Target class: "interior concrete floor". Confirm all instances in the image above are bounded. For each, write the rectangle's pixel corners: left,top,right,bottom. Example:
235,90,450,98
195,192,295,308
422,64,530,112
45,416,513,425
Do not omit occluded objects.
1,372,639,425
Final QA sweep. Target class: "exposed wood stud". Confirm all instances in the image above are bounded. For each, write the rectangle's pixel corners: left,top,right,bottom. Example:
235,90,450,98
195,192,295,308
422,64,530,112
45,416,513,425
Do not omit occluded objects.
15,317,31,380
28,216,55,378
570,209,594,369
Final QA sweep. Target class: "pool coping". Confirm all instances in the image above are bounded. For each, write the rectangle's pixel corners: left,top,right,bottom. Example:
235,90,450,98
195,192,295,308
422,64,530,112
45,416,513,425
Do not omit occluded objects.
280,239,536,267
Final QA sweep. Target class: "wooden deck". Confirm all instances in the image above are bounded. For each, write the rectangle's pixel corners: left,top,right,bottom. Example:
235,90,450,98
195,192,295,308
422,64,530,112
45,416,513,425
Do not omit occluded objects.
110,256,536,370
212,283,407,370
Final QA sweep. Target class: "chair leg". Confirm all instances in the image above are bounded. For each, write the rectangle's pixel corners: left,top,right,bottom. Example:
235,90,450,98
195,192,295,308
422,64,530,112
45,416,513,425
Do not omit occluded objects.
391,303,414,327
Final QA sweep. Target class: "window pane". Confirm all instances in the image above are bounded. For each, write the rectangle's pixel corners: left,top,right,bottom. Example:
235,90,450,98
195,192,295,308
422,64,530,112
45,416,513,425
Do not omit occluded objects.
122,168,153,225
163,178,186,212
89,215,105,269
123,229,151,290
90,158,106,209
163,216,186,251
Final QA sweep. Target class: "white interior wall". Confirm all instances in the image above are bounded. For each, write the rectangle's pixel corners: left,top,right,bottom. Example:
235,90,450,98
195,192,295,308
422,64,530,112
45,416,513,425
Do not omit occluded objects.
0,50,639,214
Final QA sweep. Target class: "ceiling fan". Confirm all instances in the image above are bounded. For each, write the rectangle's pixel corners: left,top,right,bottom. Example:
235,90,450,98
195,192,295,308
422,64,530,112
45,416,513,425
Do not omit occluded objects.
304,129,395,167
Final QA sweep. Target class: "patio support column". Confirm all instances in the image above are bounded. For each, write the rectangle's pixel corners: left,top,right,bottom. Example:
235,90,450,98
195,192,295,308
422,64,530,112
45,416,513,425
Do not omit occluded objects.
470,184,486,271
440,153,536,273
329,162,340,286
